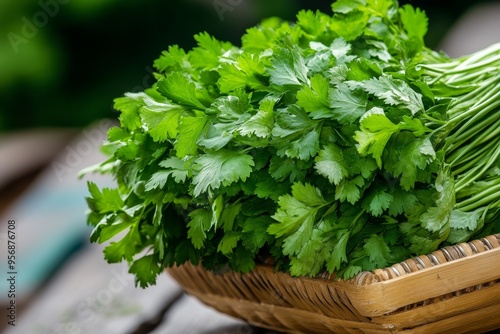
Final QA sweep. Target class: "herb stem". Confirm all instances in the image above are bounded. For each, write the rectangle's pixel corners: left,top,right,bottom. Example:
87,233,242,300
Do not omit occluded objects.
455,183,500,210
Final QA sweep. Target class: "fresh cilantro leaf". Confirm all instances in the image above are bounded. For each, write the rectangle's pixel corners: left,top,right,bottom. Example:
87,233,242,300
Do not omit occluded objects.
129,254,162,288
335,175,365,204
269,182,330,237
145,171,172,191
306,46,332,74
282,219,314,256
90,216,128,244
157,72,207,110
399,5,428,45
189,32,233,70
346,58,383,81
387,133,436,190
187,208,213,249
447,209,483,243
331,0,365,14
289,231,325,276
86,182,124,213
237,96,276,139
328,83,368,123
297,74,331,116
362,75,424,115
366,188,394,216
199,94,252,150
366,40,392,62
240,216,274,252
218,231,241,256
330,38,352,60
296,10,330,38
228,247,255,273
268,46,310,90
218,53,268,93
420,168,455,233
272,105,321,160
114,93,146,131
175,115,207,158
158,157,189,183
342,147,378,179
326,231,350,272
269,155,310,183
364,0,393,18
145,157,188,191
354,107,400,168
388,187,418,216
139,104,184,142
449,209,481,231
314,143,349,185
154,45,191,73
363,234,391,269
103,222,141,263
192,150,255,196
330,11,369,41
241,17,282,52
238,109,273,139
217,63,247,93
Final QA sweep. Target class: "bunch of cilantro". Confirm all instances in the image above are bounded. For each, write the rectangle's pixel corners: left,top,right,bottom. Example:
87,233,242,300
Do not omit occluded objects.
84,0,500,287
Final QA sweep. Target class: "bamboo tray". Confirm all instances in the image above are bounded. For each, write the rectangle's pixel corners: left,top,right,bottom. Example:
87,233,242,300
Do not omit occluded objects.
168,234,500,333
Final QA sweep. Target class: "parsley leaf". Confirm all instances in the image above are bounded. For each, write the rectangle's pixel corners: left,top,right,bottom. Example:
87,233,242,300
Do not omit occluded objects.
175,115,207,158
139,104,184,142
362,75,425,115
296,74,331,116
157,72,208,110
314,143,349,185
399,5,428,46
129,254,162,288
268,46,310,90
328,83,368,123
192,150,255,196
272,105,321,160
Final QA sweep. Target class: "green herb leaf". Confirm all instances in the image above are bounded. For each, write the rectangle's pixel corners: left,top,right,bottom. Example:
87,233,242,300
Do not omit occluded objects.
192,150,255,196
157,72,207,110
268,46,310,90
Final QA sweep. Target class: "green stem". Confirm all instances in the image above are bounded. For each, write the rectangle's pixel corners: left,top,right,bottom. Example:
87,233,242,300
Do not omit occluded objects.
450,138,500,175
447,117,500,163
455,183,500,210
456,188,500,212
455,144,500,191
451,111,500,147
443,89,500,149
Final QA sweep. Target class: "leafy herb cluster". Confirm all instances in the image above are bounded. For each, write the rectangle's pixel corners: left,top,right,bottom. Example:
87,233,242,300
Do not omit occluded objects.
84,0,500,287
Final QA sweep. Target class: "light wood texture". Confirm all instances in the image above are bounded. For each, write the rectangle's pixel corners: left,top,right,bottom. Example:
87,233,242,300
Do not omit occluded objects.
150,294,258,334
0,128,77,189
3,243,184,334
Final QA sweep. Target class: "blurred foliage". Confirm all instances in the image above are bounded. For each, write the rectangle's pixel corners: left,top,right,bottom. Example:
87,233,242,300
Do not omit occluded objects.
0,0,495,131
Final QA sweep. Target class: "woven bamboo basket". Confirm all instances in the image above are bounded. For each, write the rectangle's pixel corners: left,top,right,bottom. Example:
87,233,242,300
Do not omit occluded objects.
168,233,500,333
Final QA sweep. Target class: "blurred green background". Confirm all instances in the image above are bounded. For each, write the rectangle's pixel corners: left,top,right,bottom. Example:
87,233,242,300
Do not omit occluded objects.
0,0,495,131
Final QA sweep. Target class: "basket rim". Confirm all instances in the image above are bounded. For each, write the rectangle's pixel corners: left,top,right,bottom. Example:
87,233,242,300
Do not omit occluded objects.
169,233,500,318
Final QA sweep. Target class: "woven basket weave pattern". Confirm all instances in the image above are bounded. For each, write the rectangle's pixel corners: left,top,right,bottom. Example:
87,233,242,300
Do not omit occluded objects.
168,234,500,333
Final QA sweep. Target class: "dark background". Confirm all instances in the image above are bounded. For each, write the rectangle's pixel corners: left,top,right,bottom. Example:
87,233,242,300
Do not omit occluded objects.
1,0,496,131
